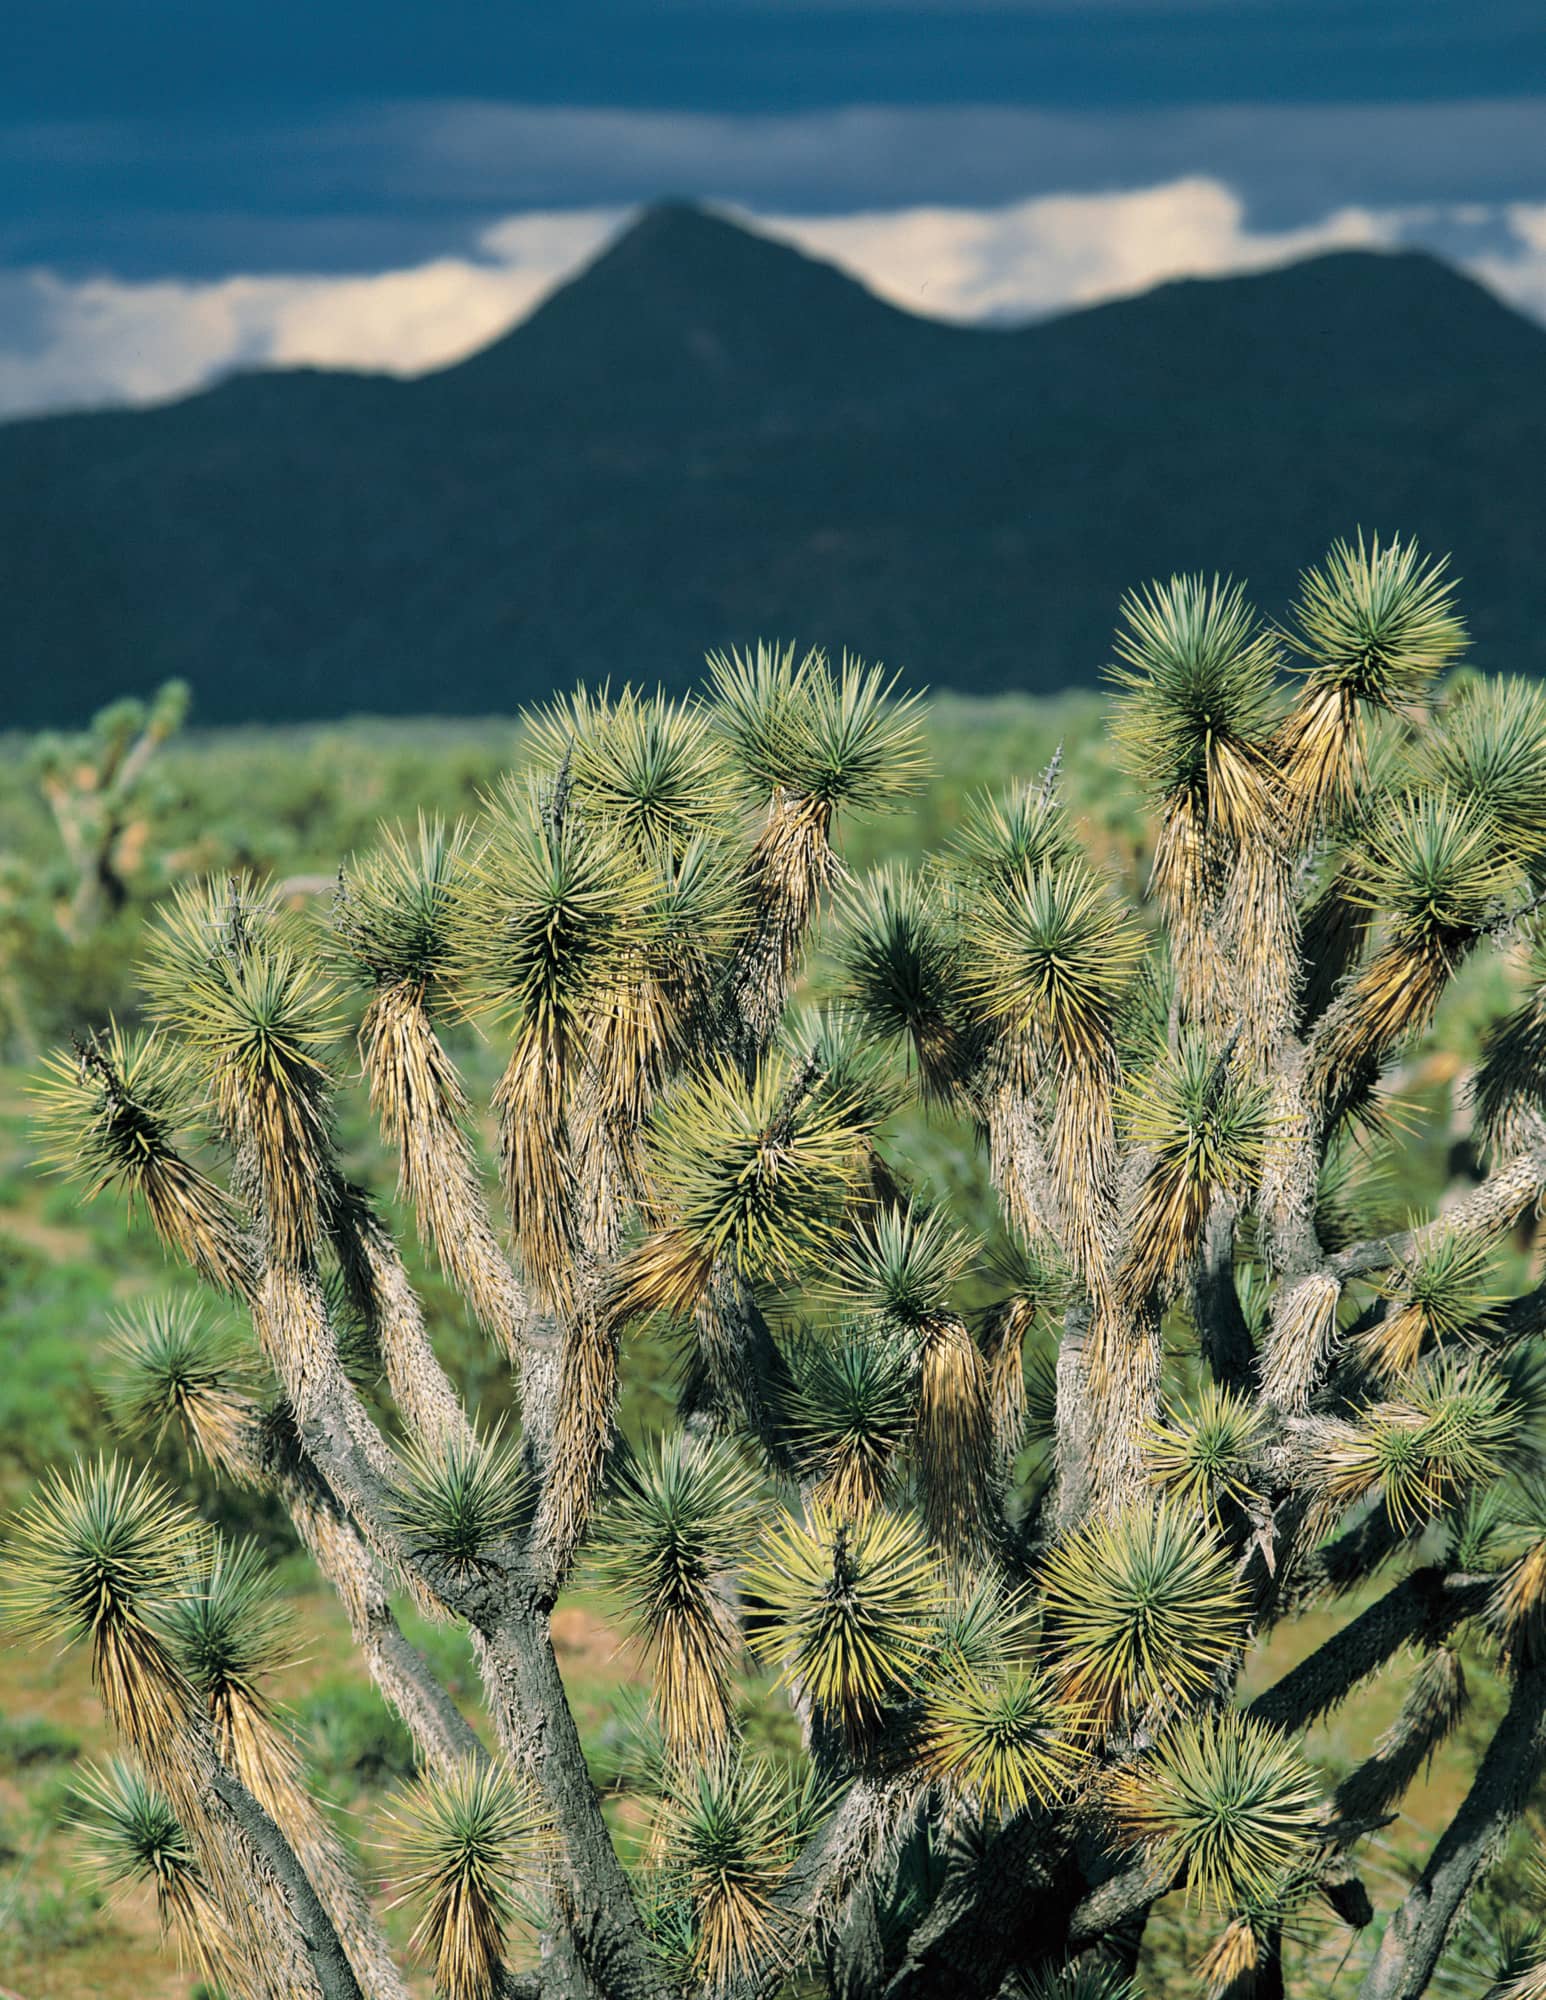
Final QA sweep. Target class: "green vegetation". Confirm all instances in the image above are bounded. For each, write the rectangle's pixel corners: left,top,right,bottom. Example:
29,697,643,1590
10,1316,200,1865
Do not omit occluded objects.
2,550,1545,1999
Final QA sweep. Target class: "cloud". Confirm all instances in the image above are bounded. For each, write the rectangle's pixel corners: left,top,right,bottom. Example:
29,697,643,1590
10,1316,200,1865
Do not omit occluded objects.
7,96,1546,280
761,179,1399,321
351,96,1546,228
0,179,1544,421
0,212,624,418
261,211,625,368
1471,203,1546,320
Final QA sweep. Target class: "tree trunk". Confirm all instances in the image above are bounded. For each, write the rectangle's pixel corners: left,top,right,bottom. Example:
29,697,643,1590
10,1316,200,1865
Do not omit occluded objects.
1358,1660,1546,2000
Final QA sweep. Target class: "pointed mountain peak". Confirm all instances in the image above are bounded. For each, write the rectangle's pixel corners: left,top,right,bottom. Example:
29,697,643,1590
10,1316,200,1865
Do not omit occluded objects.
440,199,953,408
612,197,764,254
565,197,853,294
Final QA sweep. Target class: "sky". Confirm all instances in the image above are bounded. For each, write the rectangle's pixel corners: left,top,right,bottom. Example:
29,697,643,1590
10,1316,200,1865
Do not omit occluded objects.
4,1,1546,419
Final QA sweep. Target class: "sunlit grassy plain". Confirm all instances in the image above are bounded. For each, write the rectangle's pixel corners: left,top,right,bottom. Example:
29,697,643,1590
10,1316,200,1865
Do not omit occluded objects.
0,692,1537,1997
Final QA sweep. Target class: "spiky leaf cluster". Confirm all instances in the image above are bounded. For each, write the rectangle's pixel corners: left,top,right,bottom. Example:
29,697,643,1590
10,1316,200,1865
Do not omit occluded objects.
1106,574,1281,827
1311,788,1509,1092
1145,1384,1266,1519
744,1502,944,1736
1299,1361,1519,1531
1040,1502,1247,1718
1119,1034,1271,1299
71,1755,198,1903
0,1457,196,1743
1363,1223,1503,1376
932,1570,1041,1679
612,1055,868,1321
964,866,1142,1067
1354,790,1502,954
593,1435,761,1756
388,1759,550,2000
1122,1036,1270,1193
830,1202,977,1331
659,1755,796,1981
828,1204,993,1544
107,1297,258,1475
162,1535,293,1715
1277,536,1465,830
923,1660,1089,1813
1419,677,1546,876
455,790,644,1033
787,1329,916,1517
387,1424,531,1579
33,1023,195,1195
526,685,737,855
709,644,925,812
141,882,340,1265
781,1003,909,1133
1108,1709,1322,1908
836,864,966,1094
31,1026,247,1291
69,1758,230,1982
332,813,473,994
1288,534,1466,706
636,835,745,1010
951,779,1082,889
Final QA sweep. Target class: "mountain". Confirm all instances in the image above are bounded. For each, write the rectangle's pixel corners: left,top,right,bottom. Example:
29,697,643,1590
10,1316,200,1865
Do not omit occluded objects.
5,201,1546,728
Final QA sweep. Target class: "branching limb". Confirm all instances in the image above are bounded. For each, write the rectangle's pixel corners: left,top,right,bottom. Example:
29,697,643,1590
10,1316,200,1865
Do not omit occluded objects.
478,1605,669,2000
1277,1505,1419,1612
1264,1139,1546,1414
1330,1645,1468,1844
1358,1659,1546,2000
261,1413,488,1774
331,1176,476,1452
879,1812,1075,2000
722,1777,928,2000
1248,1570,1489,1735
357,976,533,1359
206,1761,365,2000
1327,1143,1546,1284
1194,1193,1255,1391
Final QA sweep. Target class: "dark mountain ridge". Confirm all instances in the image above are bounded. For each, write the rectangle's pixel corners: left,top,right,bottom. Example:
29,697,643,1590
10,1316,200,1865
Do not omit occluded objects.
4,201,1545,727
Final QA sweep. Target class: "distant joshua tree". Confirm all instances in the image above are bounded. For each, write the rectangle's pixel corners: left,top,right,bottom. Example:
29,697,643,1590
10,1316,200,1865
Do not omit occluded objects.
0,679,189,1056
13,540,1546,2000
31,678,191,938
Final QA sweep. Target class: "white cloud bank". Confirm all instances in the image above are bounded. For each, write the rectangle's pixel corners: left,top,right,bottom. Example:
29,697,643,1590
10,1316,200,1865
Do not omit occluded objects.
766,178,1398,320
0,177,1543,421
1472,203,1546,321
0,210,625,419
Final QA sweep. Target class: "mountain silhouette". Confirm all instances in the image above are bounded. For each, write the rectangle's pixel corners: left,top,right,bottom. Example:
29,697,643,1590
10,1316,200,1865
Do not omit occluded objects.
4,201,1545,727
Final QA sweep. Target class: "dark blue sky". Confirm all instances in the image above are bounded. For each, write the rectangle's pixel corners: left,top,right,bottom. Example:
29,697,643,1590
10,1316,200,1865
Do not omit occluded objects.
4,1,1546,419
9,3,1546,118
5,2,1546,275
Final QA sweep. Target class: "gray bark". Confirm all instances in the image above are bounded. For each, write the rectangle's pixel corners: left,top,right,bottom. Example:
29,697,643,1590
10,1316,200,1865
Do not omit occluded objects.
209,1763,365,2000
1358,1661,1546,2000
1194,1194,1255,1391
477,1605,669,2000
1249,1571,1490,1735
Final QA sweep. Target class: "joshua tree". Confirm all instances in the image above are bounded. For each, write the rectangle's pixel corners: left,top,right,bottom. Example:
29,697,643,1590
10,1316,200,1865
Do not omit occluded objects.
31,678,191,938
0,679,189,1055
11,541,1546,2000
